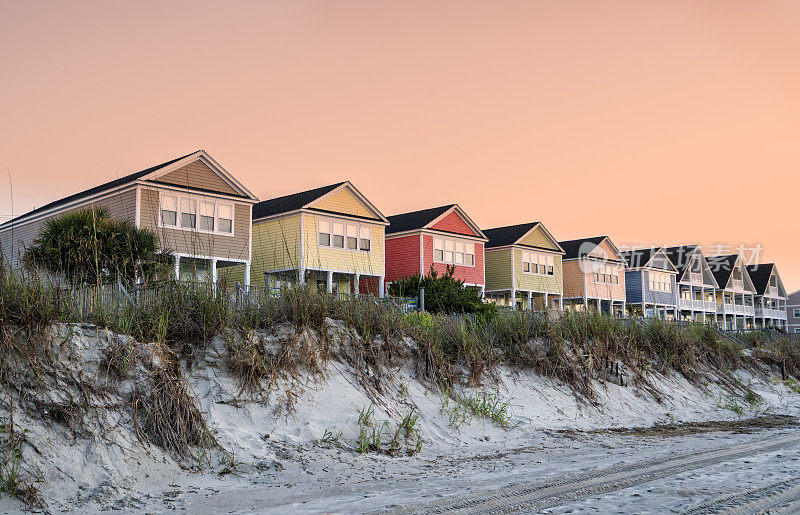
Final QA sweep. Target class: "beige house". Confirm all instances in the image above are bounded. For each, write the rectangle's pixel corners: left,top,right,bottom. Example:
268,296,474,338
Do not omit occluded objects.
558,236,627,314
0,150,259,285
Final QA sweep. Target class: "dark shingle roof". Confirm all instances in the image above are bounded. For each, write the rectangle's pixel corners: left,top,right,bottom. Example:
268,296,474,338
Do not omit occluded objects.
620,248,657,268
662,245,700,275
483,222,540,249
0,151,200,229
252,182,346,220
746,263,774,295
706,254,739,289
558,236,608,260
386,205,455,235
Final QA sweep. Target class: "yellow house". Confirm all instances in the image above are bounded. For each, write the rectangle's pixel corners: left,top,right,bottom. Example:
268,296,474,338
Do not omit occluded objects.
483,222,565,310
250,182,388,296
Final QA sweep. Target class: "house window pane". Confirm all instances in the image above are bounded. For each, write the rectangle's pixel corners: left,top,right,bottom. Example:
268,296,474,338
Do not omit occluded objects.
434,249,444,261
466,254,474,265
161,195,177,226
217,204,233,233
332,222,344,248
523,262,530,272
199,201,215,231
318,220,331,246
444,240,454,263
347,224,358,250
181,198,196,229
359,226,370,251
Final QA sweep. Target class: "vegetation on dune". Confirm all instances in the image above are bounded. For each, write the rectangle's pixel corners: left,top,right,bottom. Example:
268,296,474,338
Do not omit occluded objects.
389,265,497,319
22,207,172,288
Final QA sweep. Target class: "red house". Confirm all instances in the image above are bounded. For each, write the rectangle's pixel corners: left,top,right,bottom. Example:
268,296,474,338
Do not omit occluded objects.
385,204,487,294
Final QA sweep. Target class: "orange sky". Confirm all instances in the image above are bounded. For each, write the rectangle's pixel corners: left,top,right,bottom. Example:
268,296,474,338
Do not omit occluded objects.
1,1,799,289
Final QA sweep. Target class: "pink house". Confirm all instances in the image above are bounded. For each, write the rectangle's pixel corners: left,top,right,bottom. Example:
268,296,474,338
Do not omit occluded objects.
385,204,487,293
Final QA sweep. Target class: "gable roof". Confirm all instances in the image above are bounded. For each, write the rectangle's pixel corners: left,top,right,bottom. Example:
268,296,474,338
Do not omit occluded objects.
662,245,700,276
558,236,620,261
0,151,200,230
253,182,345,220
483,222,564,253
386,204,487,240
620,247,678,272
746,263,774,295
252,181,387,223
706,254,740,289
386,205,454,234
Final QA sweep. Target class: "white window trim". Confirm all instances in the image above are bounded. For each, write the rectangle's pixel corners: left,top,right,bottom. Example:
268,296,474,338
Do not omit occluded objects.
316,217,373,254
521,250,555,277
433,236,476,267
591,262,620,285
158,191,235,237
648,271,672,293
794,308,800,318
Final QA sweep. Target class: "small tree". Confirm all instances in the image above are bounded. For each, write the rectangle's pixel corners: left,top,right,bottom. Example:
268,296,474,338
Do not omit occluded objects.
390,265,496,318
24,207,171,287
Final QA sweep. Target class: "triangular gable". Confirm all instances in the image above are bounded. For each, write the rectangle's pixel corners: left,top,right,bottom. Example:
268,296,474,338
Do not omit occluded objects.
737,256,757,293
679,247,719,287
306,182,387,222
773,266,788,297
517,223,564,253
144,150,258,200
428,205,486,239
587,237,624,262
649,249,678,272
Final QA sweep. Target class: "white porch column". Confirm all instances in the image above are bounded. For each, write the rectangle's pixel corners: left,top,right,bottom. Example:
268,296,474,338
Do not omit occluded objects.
211,258,218,290
559,295,563,311
510,287,517,310
244,262,251,288
298,267,306,285
354,273,360,296
174,255,180,281
326,271,334,293
543,293,549,312
596,298,601,312
479,285,485,298
378,276,385,298
527,291,533,311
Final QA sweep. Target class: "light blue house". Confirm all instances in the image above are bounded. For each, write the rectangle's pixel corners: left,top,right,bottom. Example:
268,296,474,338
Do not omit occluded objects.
621,247,679,319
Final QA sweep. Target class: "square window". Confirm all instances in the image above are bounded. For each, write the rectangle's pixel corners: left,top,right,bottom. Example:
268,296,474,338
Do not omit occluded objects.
523,262,529,272
359,226,370,251
318,220,331,246
434,249,444,261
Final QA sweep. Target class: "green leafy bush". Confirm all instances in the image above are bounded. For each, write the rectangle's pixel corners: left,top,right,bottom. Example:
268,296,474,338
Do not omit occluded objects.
390,265,496,318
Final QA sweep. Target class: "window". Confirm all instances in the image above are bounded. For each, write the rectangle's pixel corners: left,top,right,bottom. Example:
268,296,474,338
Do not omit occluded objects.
161,195,177,227
432,236,476,266
359,227,371,251
592,263,620,284
346,224,358,250
199,201,215,232
218,204,233,234
317,218,373,253
159,194,234,234
318,220,331,246
521,251,555,276
649,271,671,292
180,198,197,229
332,222,345,248
794,309,800,318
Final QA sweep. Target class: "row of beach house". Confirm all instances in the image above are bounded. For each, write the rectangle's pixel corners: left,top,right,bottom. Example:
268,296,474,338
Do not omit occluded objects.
0,150,796,332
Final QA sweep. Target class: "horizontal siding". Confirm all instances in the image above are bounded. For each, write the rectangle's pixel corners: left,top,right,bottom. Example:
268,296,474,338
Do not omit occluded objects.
562,261,585,299
584,261,627,301
139,187,250,261
643,270,678,305
251,214,302,280
625,271,643,303
313,187,374,219
422,234,484,286
484,248,512,291
302,213,385,276
430,211,479,237
511,248,562,294
156,160,239,196
385,234,420,282
519,226,559,251
0,188,137,266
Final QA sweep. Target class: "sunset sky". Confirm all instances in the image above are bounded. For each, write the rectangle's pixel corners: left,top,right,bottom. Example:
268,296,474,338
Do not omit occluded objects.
1,1,799,288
